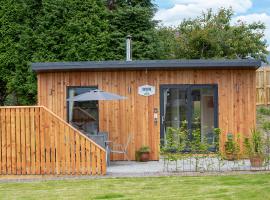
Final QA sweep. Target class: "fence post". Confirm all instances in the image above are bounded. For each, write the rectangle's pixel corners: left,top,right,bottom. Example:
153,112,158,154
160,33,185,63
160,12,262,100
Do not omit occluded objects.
264,67,267,105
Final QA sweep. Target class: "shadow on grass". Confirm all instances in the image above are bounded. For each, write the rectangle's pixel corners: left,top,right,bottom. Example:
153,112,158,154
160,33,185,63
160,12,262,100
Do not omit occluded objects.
94,193,125,199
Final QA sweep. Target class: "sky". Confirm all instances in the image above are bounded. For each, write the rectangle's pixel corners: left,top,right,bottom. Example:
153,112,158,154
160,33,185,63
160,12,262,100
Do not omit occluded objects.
154,0,270,50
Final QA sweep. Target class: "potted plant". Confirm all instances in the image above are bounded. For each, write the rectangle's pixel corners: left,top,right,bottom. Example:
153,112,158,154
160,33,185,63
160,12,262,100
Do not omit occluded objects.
136,146,151,162
244,129,264,167
224,133,238,160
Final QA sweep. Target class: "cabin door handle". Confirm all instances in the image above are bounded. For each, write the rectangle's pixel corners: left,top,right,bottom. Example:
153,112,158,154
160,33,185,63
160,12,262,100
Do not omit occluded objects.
161,116,165,124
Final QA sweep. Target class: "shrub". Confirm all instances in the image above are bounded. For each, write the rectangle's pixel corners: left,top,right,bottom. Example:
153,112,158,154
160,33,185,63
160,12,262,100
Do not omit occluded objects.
244,129,263,157
262,121,270,131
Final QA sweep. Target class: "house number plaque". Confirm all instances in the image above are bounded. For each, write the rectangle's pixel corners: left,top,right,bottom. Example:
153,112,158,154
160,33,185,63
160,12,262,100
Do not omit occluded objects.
138,85,155,96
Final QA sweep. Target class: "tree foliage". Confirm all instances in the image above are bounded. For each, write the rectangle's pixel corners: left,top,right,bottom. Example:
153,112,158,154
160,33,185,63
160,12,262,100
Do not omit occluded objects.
0,5,268,105
32,0,110,62
158,8,268,62
0,0,159,105
0,0,38,105
106,0,160,60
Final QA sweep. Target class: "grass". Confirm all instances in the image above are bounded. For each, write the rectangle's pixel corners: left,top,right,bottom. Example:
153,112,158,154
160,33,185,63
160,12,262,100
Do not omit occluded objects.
257,106,270,116
257,106,270,134
1,174,270,200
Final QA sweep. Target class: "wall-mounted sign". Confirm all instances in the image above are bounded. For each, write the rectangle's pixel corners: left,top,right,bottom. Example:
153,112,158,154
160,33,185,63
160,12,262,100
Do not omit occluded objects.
138,85,155,96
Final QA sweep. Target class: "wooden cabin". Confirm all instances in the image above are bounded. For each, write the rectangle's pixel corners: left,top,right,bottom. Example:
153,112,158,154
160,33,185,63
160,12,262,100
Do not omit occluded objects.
32,59,261,161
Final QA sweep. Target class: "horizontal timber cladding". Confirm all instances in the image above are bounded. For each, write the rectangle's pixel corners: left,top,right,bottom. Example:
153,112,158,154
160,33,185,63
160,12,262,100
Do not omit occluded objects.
0,106,106,175
37,69,256,160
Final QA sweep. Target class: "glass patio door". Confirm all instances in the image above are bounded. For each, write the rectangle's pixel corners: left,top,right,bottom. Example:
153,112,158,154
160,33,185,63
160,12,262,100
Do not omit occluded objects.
160,84,218,149
161,87,188,140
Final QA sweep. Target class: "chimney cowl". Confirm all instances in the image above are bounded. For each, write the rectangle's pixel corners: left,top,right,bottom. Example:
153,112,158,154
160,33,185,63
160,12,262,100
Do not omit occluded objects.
126,35,132,61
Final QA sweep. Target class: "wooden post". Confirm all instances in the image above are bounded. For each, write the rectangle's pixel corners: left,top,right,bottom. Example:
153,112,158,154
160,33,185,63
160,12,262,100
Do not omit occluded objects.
264,67,267,105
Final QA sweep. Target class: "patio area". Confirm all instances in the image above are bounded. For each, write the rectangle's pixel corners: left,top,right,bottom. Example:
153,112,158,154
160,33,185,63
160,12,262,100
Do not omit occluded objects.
107,161,164,176
107,157,270,176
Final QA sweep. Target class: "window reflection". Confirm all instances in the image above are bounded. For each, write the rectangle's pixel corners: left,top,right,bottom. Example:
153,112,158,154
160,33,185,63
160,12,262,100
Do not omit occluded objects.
163,85,217,150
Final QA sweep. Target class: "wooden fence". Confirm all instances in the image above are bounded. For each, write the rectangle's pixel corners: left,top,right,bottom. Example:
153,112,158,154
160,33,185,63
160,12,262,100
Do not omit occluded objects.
0,106,106,175
256,67,270,105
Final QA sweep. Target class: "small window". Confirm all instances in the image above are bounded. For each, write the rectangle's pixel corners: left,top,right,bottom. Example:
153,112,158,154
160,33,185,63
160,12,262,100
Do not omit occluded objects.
67,87,98,135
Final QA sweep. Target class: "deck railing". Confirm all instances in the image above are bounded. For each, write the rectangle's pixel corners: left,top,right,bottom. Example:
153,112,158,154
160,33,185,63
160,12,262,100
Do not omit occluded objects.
0,106,106,175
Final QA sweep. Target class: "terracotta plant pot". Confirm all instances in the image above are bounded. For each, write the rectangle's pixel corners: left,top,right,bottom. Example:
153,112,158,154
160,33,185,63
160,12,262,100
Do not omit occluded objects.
226,153,236,161
250,155,264,167
140,152,150,162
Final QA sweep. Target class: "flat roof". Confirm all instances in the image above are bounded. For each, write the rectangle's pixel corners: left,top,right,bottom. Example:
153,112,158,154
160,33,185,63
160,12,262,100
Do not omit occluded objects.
32,59,261,72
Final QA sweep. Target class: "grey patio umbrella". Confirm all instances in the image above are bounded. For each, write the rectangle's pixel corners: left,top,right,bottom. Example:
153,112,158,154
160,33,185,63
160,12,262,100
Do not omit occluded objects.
67,89,127,101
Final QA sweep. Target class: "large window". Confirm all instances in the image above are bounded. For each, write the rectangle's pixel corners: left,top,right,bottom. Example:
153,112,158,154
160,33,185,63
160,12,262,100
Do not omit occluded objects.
67,87,98,135
160,84,218,151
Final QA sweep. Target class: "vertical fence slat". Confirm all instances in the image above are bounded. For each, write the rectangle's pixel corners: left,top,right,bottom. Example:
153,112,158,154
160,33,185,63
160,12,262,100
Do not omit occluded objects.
96,149,101,175
25,108,31,174
70,129,75,174
55,120,60,175
101,150,106,175
81,137,86,175
86,141,91,175
20,108,26,175
45,110,51,174
263,67,267,105
51,119,55,174
91,144,97,175
35,107,41,174
30,108,35,174
75,134,80,174
6,109,11,174
40,108,45,175
60,122,65,175
15,109,21,175
1,109,6,174
65,126,70,175
11,109,16,174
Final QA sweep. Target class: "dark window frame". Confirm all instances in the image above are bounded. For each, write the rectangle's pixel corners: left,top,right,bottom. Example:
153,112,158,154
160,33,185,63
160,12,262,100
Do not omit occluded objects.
66,86,99,132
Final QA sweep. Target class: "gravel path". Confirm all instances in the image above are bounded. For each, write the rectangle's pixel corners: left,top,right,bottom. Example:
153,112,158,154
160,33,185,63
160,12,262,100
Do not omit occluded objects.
0,159,270,183
107,159,270,174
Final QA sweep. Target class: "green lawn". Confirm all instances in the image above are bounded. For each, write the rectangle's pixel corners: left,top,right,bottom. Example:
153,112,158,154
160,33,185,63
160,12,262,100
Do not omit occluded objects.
0,174,270,200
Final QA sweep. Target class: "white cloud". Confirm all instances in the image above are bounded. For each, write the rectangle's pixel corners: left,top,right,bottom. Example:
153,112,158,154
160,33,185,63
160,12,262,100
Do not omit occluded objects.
233,13,270,50
154,0,253,26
